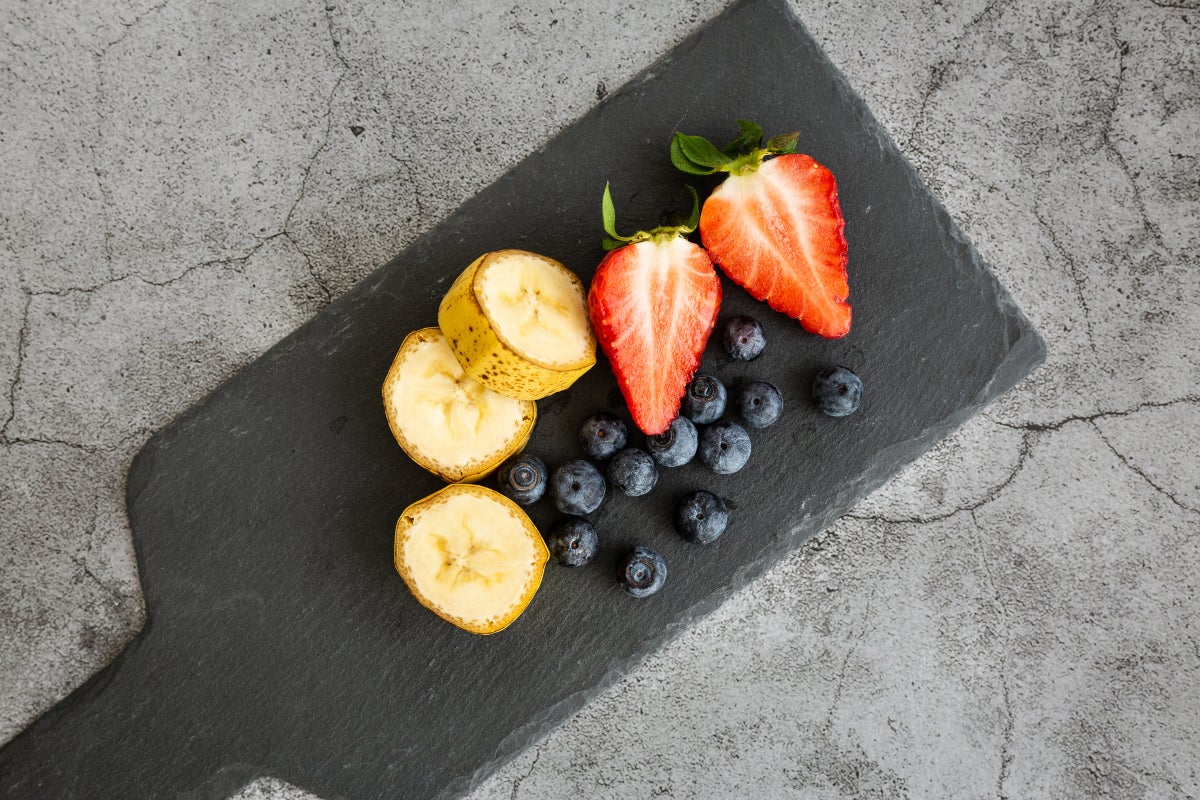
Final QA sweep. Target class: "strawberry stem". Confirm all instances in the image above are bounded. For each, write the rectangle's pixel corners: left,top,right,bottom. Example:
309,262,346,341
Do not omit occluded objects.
724,148,769,176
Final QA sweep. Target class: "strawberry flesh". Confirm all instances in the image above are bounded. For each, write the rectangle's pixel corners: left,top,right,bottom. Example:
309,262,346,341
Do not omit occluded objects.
588,237,721,435
700,154,851,338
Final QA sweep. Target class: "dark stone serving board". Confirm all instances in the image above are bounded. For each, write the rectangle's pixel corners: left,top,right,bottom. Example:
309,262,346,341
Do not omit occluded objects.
0,0,1044,797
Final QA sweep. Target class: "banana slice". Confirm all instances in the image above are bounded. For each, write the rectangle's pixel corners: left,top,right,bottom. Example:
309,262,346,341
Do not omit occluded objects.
439,250,596,400
382,327,536,482
395,483,549,634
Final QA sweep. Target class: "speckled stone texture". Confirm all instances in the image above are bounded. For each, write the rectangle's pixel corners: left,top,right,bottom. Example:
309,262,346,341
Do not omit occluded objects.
1,0,1196,798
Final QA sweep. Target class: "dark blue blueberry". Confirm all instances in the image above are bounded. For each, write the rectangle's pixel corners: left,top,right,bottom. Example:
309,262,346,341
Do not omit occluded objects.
681,374,727,425
618,546,667,598
812,366,863,417
546,517,599,567
722,315,766,361
607,448,658,497
646,416,698,468
698,421,752,475
550,459,606,515
495,452,547,505
578,412,628,459
675,490,729,545
736,380,784,429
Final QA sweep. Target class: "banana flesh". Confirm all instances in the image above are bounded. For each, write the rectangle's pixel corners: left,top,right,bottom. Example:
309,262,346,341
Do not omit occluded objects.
395,484,549,634
382,327,535,482
439,250,596,400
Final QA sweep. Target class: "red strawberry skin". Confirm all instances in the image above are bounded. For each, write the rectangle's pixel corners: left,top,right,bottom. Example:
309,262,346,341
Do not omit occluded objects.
699,154,851,338
588,237,722,435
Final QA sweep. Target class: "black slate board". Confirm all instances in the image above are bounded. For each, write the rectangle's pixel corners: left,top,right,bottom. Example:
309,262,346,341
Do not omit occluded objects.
0,0,1044,797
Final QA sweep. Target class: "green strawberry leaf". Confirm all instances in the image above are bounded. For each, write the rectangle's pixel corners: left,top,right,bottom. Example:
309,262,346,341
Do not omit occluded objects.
722,119,764,155
682,185,701,233
601,183,636,250
602,182,619,239
671,136,715,175
674,132,731,169
766,131,800,155
736,118,763,144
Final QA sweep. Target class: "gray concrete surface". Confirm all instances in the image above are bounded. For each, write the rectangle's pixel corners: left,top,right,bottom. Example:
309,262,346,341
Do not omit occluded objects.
2,0,1197,797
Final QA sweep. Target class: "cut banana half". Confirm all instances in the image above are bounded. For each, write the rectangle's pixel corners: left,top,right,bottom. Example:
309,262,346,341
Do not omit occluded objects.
439,250,596,400
382,327,536,483
395,483,549,634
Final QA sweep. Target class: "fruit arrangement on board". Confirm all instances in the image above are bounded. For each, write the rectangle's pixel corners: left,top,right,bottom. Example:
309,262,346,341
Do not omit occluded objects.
383,121,865,634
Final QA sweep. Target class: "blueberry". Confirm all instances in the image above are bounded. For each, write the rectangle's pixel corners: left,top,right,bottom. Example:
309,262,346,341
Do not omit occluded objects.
722,315,766,361
736,380,784,429
607,448,658,497
646,416,698,468
675,490,729,545
579,412,628,459
546,517,599,567
681,374,727,425
812,366,863,417
550,459,606,515
618,546,667,598
698,421,752,474
495,453,547,505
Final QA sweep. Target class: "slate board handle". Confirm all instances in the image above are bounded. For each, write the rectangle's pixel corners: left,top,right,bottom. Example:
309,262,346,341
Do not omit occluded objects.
0,633,253,799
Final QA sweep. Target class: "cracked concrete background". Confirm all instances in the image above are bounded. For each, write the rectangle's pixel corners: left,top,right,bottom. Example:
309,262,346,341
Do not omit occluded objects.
1,0,1197,797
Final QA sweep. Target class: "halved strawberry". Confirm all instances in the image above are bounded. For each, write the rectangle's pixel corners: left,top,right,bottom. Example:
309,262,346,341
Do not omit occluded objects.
589,185,722,435
672,121,851,339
